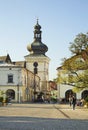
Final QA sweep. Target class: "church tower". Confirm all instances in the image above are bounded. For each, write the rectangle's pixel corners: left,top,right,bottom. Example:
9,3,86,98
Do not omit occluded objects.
25,20,50,93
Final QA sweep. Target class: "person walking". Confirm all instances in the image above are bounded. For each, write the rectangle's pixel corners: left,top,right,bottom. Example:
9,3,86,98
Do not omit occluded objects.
72,96,76,110
69,95,72,107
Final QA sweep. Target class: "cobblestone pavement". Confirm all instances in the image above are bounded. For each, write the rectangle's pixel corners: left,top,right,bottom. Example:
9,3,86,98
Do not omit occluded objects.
0,103,88,130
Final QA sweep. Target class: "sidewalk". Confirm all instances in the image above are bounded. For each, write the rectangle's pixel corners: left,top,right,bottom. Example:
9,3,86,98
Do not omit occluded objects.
54,104,88,119
0,103,88,130
0,103,88,119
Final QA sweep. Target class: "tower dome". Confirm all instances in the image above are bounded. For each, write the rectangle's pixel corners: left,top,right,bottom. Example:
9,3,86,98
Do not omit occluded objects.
27,20,48,55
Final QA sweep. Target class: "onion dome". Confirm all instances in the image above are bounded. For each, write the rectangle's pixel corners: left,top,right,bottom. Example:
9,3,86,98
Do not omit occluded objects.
27,19,48,55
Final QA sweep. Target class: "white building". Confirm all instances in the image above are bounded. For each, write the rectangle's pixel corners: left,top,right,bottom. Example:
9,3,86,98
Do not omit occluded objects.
0,63,23,102
0,54,40,102
57,55,88,102
0,21,50,102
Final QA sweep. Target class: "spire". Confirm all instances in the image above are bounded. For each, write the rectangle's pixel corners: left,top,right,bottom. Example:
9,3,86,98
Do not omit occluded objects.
37,18,38,24
34,19,42,42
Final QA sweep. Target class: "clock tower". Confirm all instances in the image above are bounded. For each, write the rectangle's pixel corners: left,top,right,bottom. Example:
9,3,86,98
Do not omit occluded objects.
25,20,50,93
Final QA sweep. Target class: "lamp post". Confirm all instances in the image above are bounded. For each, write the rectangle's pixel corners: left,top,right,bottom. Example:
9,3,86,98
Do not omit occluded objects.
33,62,38,101
17,84,20,103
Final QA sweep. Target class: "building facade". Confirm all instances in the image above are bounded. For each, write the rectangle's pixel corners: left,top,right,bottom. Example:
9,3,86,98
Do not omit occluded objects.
0,54,40,102
57,55,88,102
0,21,50,102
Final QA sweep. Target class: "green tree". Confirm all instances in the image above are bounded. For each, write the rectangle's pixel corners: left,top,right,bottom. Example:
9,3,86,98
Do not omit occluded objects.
69,33,88,55
57,32,88,92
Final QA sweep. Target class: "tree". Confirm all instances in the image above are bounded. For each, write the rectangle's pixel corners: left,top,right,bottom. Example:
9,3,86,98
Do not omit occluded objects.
69,33,88,55
58,32,88,92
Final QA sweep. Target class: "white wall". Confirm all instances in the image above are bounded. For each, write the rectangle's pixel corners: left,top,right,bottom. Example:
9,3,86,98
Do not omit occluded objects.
57,84,86,99
0,67,21,86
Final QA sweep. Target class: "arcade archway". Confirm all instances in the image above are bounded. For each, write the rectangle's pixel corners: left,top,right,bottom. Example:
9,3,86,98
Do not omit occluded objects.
81,90,88,99
65,89,76,102
6,89,15,99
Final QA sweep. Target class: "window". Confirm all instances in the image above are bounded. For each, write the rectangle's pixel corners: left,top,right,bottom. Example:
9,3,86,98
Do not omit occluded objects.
8,74,13,83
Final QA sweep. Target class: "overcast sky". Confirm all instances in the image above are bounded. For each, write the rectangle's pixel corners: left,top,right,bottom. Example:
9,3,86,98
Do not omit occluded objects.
0,0,88,80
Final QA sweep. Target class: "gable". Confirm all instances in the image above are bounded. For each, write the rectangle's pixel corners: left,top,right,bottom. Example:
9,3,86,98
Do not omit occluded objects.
0,54,12,63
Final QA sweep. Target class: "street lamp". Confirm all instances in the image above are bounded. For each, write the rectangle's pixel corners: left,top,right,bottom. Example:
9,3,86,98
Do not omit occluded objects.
17,84,20,103
33,62,38,101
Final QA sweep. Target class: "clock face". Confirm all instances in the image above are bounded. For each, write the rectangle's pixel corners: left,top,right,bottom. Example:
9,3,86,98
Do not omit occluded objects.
33,62,38,67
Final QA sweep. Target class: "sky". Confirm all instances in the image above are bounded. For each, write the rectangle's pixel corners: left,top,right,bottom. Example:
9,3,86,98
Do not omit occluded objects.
0,0,88,80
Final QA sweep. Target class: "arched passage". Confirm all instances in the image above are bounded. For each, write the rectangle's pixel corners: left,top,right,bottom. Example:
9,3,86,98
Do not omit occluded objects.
6,89,15,99
81,90,88,99
65,89,76,102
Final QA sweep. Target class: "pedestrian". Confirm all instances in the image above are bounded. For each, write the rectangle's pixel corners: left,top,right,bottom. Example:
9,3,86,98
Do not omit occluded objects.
80,98,84,106
69,95,72,107
72,96,76,110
